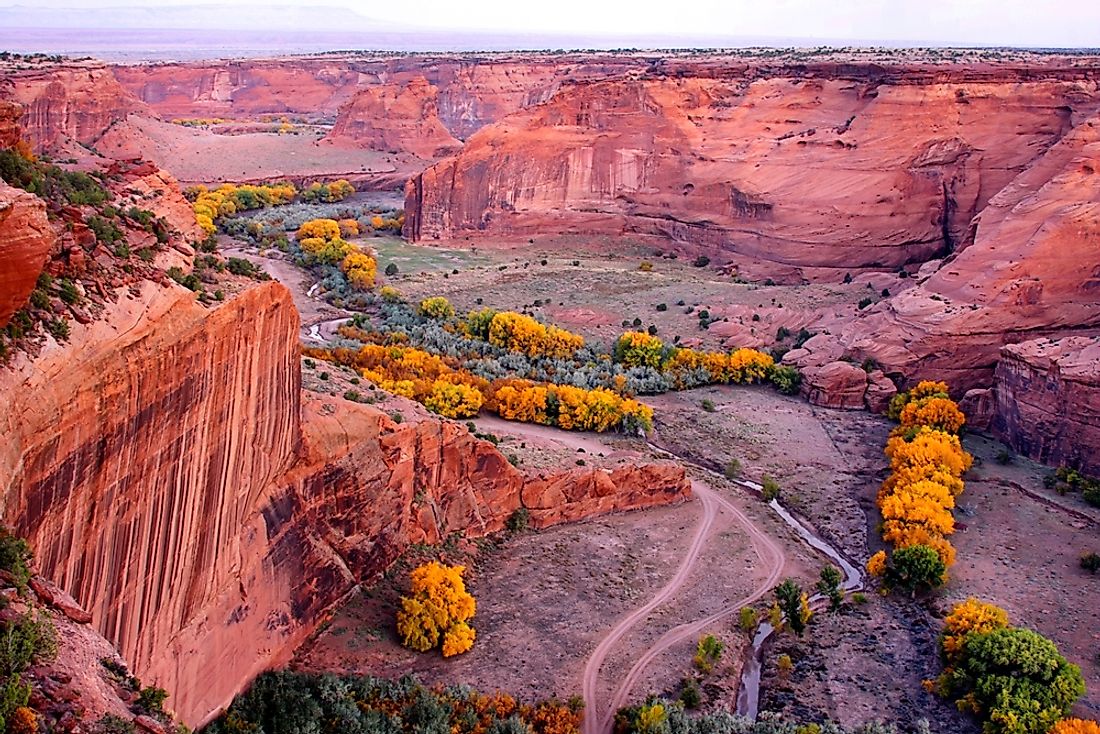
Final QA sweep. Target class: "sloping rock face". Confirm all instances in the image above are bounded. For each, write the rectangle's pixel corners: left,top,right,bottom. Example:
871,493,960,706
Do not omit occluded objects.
327,77,461,158
839,111,1100,392
405,66,1097,274
0,180,55,327
0,280,688,726
991,337,1100,474
3,64,149,150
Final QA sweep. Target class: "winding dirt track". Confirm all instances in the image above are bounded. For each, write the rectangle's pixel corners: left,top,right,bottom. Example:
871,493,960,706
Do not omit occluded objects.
582,481,787,734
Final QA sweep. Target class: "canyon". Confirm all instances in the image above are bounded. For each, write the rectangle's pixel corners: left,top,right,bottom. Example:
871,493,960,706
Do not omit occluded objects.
2,48,1100,732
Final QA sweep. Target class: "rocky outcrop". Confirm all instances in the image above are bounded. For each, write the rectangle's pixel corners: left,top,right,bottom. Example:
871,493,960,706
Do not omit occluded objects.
327,77,461,158
0,181,55,328
990,337,1100,475
3,63,149,150
0,100,22,148
405,68,1097,275
0,279,687,726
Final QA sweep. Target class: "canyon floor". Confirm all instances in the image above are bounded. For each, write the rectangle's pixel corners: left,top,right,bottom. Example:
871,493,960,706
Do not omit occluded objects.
246,232,1099,730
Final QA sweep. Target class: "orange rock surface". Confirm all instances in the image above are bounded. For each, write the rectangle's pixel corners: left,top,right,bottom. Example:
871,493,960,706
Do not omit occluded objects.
0,279,687,726
406,65,1099,275
0,180,54,327
326,77,461,158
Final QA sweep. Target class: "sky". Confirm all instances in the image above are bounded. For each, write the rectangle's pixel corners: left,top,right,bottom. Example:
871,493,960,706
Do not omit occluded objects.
2,0,1100,47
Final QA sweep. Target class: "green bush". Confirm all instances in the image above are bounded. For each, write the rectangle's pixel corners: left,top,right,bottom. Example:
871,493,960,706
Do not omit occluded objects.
769,365,801,395
506,508,529,534
137,686,169,717
1080,552,1100,573
761,476,781,502
0,529,32,592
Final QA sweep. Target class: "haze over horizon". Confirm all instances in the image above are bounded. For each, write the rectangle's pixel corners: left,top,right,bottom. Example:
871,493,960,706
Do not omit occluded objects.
1,0,1099,51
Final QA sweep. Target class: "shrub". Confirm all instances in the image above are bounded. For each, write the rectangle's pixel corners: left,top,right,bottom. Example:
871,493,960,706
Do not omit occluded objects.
1080,552,1100,573
656,303,667,311
692,255,710,267
419,296,455,321
137,686,169,716
885,544,946,594
506,508,529,534
638,261,653,272
0,529,32,592
613,331,665,369
692,634,724,674
725,458,742,480
761,476,780,502
385,262,399,276
1051,721,1100,734
769,365,802,395
701,399,715,412
94,715,135,734
679,677,701,709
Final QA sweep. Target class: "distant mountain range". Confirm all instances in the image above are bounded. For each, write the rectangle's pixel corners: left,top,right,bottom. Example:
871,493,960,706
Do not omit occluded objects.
0,4,394,32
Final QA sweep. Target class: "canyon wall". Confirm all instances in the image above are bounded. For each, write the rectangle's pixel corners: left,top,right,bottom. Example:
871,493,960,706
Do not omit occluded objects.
835,111,1100,391
2,63,148,150
0,279,688,725
405,65,1099,276
988,337,1100,475
112,55,644,139
327,76,461,158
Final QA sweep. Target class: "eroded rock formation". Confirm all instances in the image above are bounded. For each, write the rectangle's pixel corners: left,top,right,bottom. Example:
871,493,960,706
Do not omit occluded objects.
405,65,1098,276
990,336,1100,474
837,111,1100,392
0,279,688,726
327,77,461,158
3,63,148,150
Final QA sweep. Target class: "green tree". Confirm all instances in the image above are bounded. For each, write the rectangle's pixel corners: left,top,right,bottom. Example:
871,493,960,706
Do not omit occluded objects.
945,627,1085,734
887,544,946,594
774,579,806,636
816,565,844,612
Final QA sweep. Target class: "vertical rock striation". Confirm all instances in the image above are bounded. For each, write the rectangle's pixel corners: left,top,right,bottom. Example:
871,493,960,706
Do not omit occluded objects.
0,280,688,725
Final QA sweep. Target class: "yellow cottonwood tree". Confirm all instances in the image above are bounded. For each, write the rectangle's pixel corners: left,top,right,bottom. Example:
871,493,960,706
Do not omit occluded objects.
396,562,476,656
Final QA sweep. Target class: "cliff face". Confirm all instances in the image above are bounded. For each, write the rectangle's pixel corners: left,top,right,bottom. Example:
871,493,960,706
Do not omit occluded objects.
327,77,461,158
0,279,688,726
3,64,148,150
991,337,1100,475
113,56,643,138
405,68,1097,274
838,112,1100,391
0,180,55,328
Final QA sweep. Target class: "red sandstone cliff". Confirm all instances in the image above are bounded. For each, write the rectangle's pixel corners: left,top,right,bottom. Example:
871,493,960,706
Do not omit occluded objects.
113,55,643,138
0,99,22,148
405,67,1098,275
0,278,688,726
835,111,1100,391
988,337,1100,475
0,180,54,328
2,63,149,151
327,77,461,158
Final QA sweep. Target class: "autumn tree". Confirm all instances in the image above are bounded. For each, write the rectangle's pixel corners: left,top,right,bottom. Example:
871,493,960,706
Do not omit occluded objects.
341,250,377,290
1051,720,1100,734
940,598,1009,664
692,634,724,674
396,562,477,657
424,381,483,419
